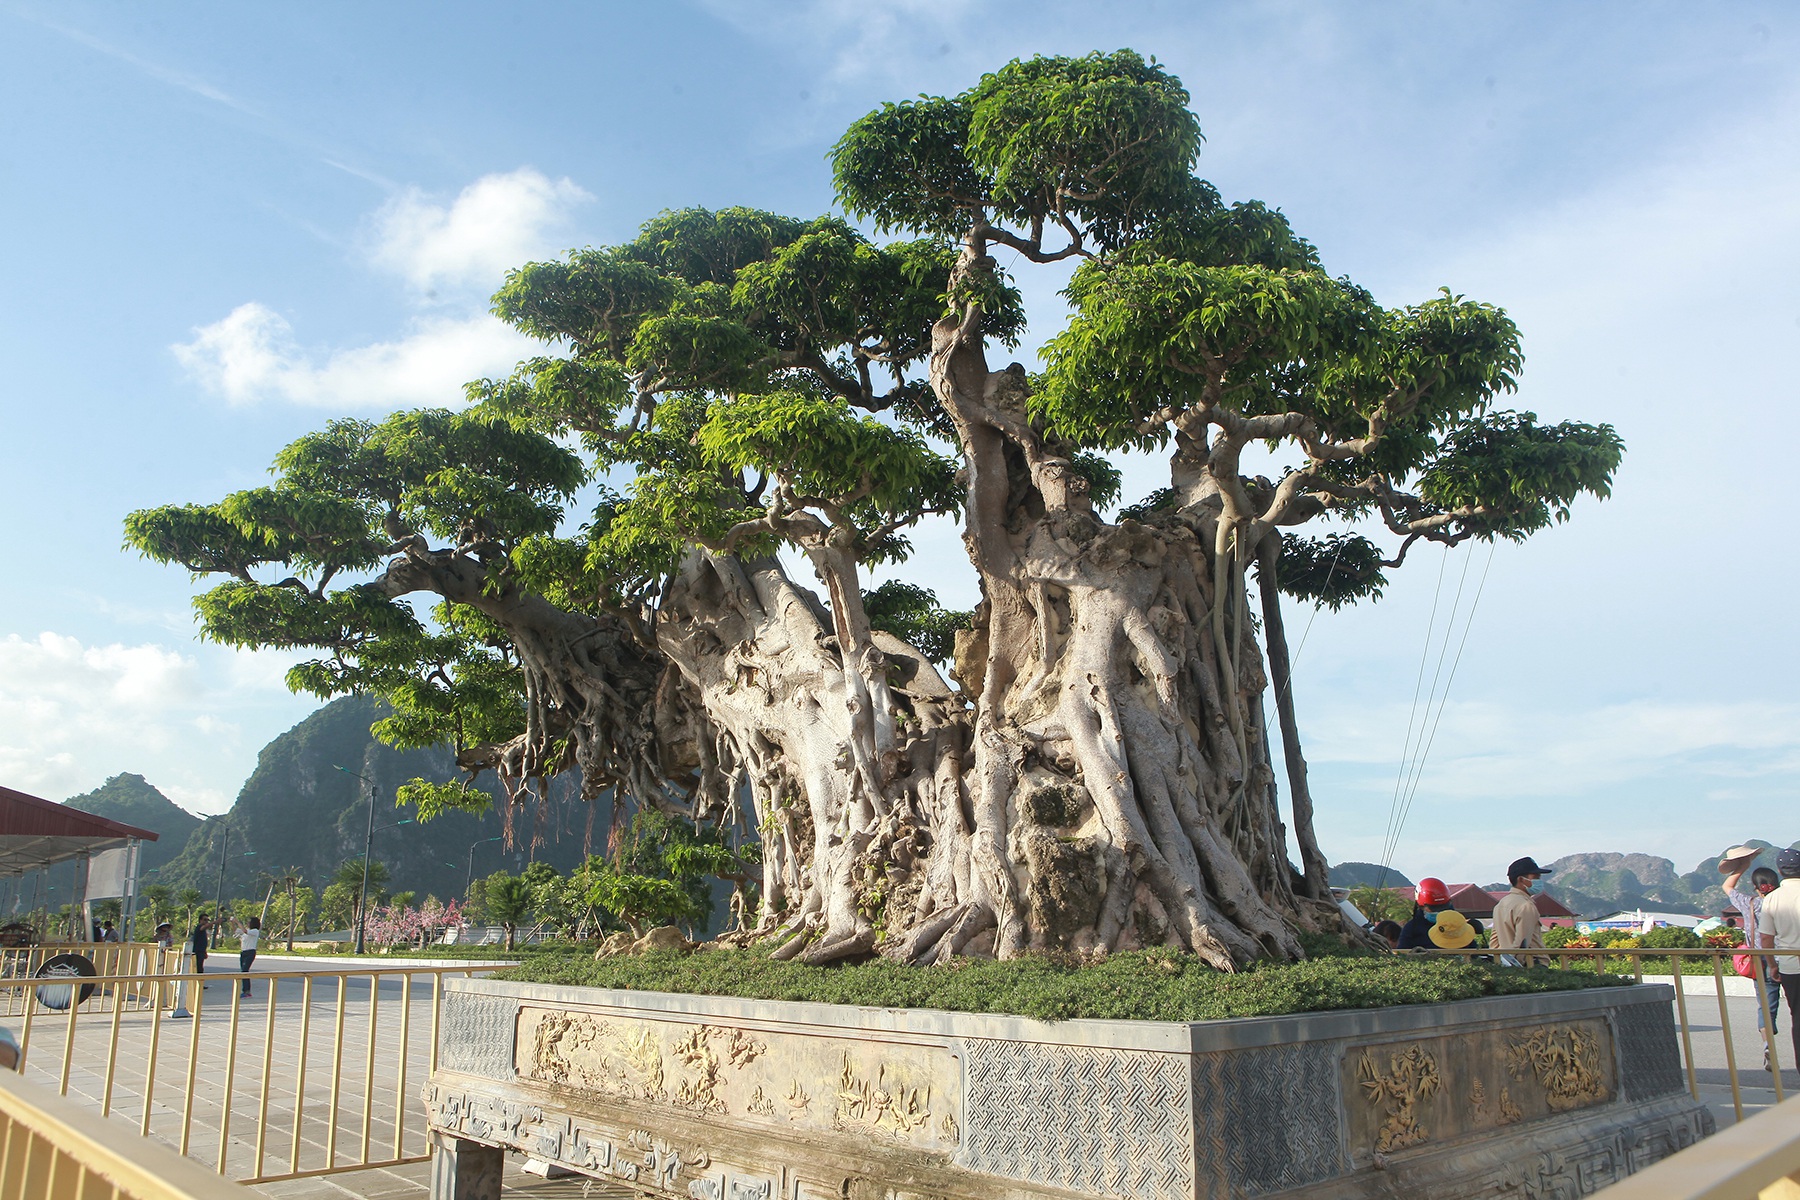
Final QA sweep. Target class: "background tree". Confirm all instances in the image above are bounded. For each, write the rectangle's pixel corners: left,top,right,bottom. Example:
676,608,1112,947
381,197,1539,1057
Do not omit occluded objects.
139,884,172,937
1347,885,1411,925
518,863,565,932
320,858,391,930
126,50,1618,968
282,885,316,949
175,888,204,934
485,877,534,949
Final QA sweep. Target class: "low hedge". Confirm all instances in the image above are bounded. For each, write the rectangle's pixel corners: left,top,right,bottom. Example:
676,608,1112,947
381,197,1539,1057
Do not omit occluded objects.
495,941,1633,1022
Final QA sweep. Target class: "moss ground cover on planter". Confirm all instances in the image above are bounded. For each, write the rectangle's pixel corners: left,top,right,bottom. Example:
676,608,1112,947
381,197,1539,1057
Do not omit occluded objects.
496,942,1633,1022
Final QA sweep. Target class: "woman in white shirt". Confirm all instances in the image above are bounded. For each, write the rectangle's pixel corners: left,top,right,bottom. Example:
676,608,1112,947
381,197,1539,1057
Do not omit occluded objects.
235,917,261,998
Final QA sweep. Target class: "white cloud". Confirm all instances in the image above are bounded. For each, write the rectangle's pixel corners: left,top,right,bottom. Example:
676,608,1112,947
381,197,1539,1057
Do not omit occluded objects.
365,168,590,293
172,302,536,409
0,632,312,815
174,167,587,409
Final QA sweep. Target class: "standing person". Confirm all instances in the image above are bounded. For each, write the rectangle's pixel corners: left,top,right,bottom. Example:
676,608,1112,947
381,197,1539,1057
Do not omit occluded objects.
99,920,118,943
189,914,210,987
1397,878,1457,950
1493,856,1554,962
235,917,260,998
1722,845,1781,1067
1758,848,1800,1072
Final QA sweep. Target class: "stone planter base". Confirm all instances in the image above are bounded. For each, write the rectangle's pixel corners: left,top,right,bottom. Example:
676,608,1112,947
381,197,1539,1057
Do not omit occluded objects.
424,977,1712,1199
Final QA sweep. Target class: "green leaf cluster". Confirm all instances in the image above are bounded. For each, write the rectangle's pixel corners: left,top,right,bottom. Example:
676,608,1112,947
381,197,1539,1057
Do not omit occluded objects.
863,582,971,665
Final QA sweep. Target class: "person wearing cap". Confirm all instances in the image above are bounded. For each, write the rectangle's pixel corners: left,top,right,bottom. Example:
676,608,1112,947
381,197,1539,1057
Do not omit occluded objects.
1722,844,1781,1062
1493,856,1553,963
1397,878,1458,950
1757,847,1800,1071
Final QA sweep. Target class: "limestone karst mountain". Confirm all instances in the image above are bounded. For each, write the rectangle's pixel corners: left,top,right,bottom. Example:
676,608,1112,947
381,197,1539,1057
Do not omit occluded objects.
62,773,201,877
146,695,606,904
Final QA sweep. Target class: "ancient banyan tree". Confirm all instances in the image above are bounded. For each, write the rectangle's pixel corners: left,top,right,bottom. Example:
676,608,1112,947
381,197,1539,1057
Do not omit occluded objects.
128,51,1620,969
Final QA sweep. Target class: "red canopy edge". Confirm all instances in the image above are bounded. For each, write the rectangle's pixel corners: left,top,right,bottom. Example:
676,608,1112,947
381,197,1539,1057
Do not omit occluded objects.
0,785,159,842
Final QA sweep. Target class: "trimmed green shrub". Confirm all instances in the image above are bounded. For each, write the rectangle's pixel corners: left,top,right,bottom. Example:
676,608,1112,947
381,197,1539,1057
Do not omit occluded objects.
1638,925,1703,950
497,945,1632,1023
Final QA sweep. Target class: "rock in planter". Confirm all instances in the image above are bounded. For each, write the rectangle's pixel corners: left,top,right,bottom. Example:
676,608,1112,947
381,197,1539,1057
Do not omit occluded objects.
592,932,634,960
424,976,1712,1199
630,925,692,954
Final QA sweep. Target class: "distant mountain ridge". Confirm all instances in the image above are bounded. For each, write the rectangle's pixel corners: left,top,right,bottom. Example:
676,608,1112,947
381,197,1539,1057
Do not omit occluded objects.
78,695,608,904
1328,862,1414,889
1335,842,1800,919
63,773,200,877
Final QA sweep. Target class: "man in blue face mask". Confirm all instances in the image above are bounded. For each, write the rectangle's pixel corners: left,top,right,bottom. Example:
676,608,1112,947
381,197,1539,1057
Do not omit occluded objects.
1493,856,1554,962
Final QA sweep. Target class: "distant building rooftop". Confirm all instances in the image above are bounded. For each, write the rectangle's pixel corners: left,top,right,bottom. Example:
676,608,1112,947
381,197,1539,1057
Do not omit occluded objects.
1587,910,1702,929
1386,883,1578,921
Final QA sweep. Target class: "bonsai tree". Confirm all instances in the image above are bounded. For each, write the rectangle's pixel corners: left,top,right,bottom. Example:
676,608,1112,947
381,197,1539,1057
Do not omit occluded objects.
585,869,697,939
127,51,1619,968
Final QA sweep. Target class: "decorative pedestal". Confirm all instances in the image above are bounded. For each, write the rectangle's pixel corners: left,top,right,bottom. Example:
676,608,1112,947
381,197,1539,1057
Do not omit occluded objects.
424,977,1712,1200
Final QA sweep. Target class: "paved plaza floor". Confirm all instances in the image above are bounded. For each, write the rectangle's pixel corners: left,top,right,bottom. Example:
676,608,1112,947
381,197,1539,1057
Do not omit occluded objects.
6,959,1795,1197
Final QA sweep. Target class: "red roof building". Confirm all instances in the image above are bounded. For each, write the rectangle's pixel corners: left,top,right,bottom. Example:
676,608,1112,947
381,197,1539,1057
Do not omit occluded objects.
1387,883,1579,927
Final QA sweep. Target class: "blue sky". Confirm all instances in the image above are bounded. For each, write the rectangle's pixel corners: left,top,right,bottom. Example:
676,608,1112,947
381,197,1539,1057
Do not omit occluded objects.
1,2,1796,886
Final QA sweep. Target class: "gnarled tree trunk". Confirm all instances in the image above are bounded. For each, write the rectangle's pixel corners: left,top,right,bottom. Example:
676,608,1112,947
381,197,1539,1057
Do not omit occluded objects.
555,246,1348,968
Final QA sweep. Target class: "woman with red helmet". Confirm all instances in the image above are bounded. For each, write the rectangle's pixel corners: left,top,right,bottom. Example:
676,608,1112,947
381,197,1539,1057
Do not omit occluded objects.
1396,877,1457,950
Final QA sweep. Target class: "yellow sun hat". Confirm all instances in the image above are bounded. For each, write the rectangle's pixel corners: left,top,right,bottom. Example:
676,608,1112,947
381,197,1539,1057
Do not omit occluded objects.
1428,910,1476,950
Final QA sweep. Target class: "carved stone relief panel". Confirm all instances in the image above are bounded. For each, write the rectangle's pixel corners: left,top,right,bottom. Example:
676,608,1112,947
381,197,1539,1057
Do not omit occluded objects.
514,1004,962,1153
1343,1018,1617,1166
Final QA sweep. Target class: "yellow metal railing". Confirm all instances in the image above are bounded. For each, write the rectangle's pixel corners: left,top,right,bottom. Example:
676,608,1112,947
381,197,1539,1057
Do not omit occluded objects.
1435,944,1793,1122
0,962,492,1184
1592,1093,1800,1198
0,1068,250,1199
0,944,177,1019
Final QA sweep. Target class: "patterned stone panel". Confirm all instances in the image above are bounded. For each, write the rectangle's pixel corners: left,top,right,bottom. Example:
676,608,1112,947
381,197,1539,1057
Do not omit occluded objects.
1613,1001,1684,1102
440,992,520,1081
958,1039,1194,1200
1193,1042,1344,1197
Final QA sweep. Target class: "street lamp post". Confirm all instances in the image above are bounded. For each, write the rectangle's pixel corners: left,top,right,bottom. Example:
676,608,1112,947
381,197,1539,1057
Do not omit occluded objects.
212,820,230,926
334,765,380,955
467,836,503,893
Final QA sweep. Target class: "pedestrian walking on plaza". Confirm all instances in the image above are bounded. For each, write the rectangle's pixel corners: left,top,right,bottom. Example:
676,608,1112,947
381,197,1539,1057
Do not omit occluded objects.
1493,856,1553,963
1756,848,1800,1071
189,914,210,986
235,917,260,997
1722,845,1781,1067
